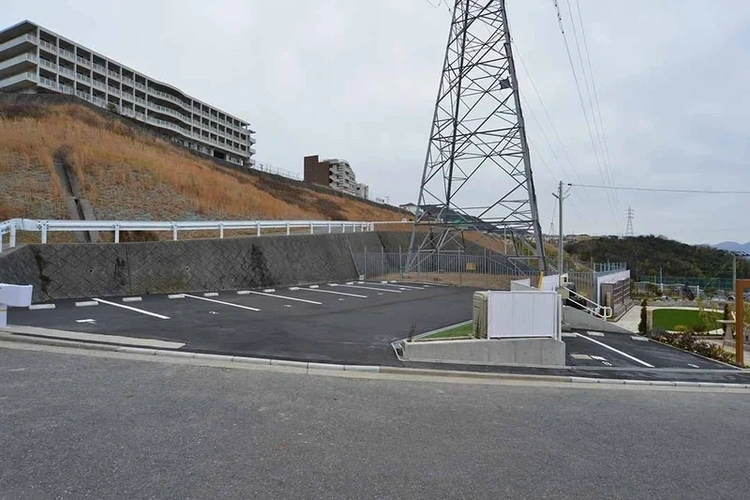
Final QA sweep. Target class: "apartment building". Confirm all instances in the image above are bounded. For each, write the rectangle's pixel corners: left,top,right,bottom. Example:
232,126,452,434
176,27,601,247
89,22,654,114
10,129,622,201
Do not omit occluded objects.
0,20,256,166
303,155,369,199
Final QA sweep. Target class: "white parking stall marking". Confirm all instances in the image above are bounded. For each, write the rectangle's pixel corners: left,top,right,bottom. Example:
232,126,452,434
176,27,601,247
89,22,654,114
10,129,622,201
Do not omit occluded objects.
28,304,56,310
372,282,425,290
92,298,171,319
585,331,605,337
336,284,402,293
630,336,649,342
688,363,700,369
590,355,606,361
235,290,322,305
295,288,368,299
574,333,655,368
76,319,97,324
183,294,260,312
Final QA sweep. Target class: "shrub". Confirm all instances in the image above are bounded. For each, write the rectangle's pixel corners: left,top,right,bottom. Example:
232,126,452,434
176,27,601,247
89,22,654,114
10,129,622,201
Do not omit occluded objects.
648,329,736,365
638,299,649,334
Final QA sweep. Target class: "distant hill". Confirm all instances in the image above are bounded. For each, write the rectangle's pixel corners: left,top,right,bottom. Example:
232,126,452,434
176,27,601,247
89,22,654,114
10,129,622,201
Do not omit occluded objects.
565,235,750,280
714,241,750,253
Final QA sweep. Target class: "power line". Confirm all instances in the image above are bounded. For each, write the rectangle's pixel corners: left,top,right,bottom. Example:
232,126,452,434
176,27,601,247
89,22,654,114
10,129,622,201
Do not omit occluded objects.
570,183,750,195
571,0,621,219
551,0,619,228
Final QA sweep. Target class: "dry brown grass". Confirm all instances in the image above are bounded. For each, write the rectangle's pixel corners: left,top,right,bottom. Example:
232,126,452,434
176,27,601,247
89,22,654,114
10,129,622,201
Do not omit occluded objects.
0,102,405,222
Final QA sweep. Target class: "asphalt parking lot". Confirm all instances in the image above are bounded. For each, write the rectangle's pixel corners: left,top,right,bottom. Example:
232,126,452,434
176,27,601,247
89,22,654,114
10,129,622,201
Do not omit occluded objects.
6,281,738,373
8,281,477,365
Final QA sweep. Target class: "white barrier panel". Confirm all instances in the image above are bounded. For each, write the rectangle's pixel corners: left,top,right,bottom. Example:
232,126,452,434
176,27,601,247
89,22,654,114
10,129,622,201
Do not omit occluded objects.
0,283,33,328
540,274,560,291
510,278,534,291
487,291,560,339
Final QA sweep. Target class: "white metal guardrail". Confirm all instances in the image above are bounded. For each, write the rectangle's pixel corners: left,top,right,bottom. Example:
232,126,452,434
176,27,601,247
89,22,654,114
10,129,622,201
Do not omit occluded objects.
0,218,411,251
563,286,613,320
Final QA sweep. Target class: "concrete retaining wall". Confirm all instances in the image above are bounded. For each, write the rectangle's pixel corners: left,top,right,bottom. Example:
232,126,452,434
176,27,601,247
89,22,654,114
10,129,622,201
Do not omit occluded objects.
403,338,566,366
0,232,382,303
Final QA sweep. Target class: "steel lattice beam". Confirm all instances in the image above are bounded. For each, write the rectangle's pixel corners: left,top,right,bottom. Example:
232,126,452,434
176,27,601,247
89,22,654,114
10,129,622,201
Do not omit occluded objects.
407,0,547,272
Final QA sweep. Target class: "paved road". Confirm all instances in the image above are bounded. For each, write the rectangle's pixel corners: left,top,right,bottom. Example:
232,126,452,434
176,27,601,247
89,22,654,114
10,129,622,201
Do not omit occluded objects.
1,347,749,500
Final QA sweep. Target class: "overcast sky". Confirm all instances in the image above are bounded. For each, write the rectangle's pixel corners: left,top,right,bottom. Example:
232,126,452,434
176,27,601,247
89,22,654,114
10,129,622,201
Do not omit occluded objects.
4,0,750,244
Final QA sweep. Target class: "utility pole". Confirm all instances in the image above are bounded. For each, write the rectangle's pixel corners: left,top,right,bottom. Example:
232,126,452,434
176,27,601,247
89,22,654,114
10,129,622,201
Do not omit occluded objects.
552,181,570,276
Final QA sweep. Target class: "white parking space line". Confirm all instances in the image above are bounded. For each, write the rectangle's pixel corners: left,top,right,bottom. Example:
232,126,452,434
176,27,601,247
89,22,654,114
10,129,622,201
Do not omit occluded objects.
92,298,171,320
235,290,322,305
574,333,655,368
586,331,605,337
295,288,368,299
590,355,606,361
336,284,402,293
371,282,425,290
183,294,261,312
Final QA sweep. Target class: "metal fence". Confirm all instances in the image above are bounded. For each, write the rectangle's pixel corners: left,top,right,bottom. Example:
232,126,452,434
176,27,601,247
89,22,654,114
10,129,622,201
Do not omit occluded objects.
353,251,538,288
0,218,382,250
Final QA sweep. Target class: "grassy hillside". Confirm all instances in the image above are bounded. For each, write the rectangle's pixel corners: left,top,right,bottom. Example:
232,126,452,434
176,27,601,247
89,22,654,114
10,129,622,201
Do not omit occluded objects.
565,235,750,279
0,98,406,224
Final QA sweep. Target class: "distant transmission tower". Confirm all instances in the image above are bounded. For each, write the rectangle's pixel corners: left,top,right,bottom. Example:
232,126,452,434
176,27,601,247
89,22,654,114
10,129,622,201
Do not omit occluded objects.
407,0,546,272
625,207,634,237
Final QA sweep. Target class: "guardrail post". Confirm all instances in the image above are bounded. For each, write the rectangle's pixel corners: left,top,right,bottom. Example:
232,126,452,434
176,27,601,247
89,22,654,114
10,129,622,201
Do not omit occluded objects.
114,224,120,243
328,222,332,234
286,222,290,236
0,232,3,253
41,222,48,244
219,223,224,239
310,222,314,235
172,224,178,241
10,222,16,248
256,222,261,237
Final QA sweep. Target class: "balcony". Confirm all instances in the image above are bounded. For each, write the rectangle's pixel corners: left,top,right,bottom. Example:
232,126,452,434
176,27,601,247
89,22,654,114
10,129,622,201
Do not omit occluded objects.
0,52,37,77
57,66,76,78
0,71,37,90
92,63,106,74
134,82,146,91
0,33,37,56
107,86,120,96
92,80,106,90
58,48,75,61
77,74,91,84
76,56,90,67
39,40,56,52
39,58,56,71
122,76,134,86
75,90,91,101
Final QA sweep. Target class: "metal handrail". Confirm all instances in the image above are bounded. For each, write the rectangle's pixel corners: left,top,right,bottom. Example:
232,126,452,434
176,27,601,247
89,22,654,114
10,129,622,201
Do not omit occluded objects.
0,218,392,250
564,286,613,319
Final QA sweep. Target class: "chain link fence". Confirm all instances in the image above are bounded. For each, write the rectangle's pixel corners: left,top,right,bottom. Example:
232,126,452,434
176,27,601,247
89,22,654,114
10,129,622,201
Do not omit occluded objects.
353,251,539,289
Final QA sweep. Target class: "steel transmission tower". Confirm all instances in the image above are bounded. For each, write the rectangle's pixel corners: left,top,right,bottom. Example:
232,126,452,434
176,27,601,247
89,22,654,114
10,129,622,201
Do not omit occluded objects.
407,0,546,272
625,207,634,237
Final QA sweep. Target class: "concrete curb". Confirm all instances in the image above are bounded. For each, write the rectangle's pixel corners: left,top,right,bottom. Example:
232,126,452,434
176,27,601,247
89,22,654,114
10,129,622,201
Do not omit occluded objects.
1,330,749,389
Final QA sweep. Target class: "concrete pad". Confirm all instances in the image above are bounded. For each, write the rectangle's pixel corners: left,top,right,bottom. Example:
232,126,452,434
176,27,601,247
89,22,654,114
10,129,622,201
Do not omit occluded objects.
403,338,566,367
122,297,143,303
28,304,56,310
75,301,99,307
167,294,185,299
203,292,219,297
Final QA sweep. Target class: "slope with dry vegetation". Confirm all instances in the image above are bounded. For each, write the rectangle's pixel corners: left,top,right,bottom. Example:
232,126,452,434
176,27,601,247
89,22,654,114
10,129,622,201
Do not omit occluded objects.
0,97,407,224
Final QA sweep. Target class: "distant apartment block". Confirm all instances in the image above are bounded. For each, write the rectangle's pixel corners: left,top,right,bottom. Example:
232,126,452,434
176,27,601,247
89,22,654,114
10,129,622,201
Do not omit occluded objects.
303,155,369,199
0,20,256,166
